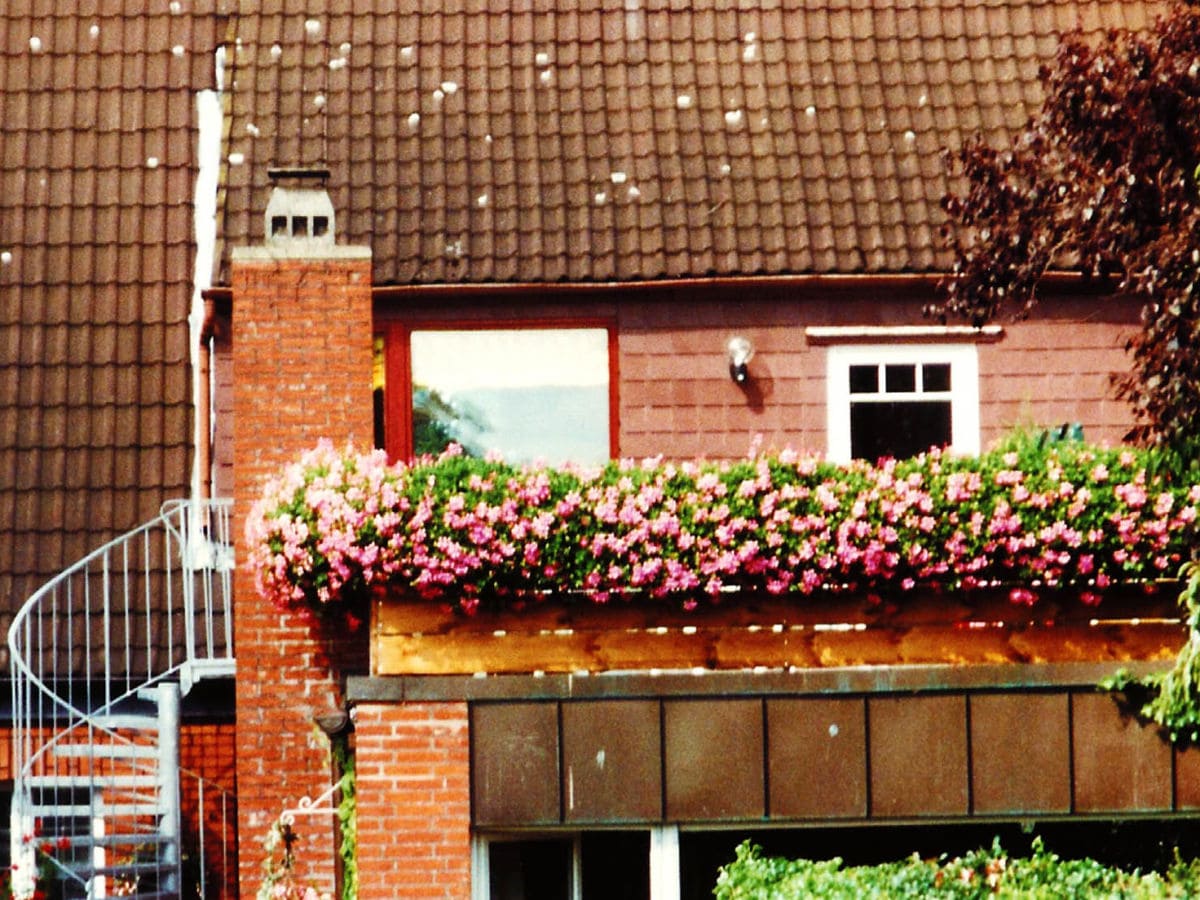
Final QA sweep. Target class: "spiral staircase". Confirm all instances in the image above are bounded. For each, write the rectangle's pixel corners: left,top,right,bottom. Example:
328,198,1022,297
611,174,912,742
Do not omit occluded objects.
9,500,236,899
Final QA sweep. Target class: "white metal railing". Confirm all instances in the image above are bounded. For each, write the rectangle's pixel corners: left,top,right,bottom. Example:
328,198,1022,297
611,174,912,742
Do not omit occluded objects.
181,766,237,900
9,499,235,899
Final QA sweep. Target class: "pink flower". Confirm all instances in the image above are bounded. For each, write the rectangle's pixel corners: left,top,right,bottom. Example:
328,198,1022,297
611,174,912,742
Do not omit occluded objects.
1008,587,1037,606
1116,483,1148,508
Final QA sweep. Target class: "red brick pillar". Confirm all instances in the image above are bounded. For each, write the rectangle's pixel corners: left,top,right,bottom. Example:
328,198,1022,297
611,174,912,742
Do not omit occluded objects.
354,703,472,899
231,245,373,894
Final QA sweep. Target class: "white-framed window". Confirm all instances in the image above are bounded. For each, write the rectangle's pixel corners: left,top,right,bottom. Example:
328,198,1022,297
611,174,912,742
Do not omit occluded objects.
826,344,980,463
472,828,674,900
473,834,581,900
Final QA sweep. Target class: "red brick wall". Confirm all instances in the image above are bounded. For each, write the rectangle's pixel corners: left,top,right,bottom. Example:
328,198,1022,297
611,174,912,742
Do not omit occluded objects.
354,703,472,899
211,322,234,501
232,250,374,895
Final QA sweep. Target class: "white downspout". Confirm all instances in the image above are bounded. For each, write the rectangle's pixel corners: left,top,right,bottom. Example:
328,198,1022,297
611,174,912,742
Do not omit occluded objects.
190,47,225,502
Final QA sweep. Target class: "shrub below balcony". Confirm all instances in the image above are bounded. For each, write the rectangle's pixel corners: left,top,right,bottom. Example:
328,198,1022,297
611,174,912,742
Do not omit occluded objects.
714,838,1200,899
246,438,1200,621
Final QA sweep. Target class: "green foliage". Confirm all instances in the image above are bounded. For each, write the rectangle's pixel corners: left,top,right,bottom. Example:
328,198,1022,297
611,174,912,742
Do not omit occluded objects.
331,736,358,900
714,837,1200,899
1103,562,1200,744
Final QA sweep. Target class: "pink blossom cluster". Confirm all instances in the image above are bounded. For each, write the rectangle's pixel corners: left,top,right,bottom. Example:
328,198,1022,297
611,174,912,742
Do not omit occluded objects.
247,441,1200,616
245,441,410,623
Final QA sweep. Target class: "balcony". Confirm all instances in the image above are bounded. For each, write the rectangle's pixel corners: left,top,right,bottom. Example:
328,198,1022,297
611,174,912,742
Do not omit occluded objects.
247,439,1197,678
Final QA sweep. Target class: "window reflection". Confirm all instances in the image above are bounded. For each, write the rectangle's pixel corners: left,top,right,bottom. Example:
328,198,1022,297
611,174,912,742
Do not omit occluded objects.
410,328,611,466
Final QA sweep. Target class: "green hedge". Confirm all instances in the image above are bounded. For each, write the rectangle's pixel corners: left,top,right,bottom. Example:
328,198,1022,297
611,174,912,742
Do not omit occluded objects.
714,839,1200,899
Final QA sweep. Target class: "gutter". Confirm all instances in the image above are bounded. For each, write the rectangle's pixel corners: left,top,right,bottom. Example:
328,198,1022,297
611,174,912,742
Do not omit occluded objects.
202,269,1119,304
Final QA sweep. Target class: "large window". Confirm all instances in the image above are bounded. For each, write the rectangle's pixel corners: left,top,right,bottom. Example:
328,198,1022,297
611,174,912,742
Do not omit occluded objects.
377,324,615,466
826,344,979,463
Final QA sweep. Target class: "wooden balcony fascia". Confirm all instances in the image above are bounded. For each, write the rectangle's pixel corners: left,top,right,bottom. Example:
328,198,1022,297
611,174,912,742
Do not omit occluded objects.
371,583,1186,676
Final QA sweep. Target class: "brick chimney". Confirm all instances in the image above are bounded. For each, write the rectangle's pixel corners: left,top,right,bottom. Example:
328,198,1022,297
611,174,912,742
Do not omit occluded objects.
231,167,372,895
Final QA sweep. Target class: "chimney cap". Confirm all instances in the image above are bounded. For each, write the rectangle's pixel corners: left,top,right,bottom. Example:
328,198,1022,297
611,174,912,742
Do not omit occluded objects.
267,166,331,184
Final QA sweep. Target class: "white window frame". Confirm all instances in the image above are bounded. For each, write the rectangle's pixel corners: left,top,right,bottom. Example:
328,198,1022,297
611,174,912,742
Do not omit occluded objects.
471,833,582,900
825,343,980,464
471,826,680,900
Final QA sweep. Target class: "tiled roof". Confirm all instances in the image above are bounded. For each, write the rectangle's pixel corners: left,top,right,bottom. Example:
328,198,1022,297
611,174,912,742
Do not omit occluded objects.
219,0,1165,285
0,4,225,619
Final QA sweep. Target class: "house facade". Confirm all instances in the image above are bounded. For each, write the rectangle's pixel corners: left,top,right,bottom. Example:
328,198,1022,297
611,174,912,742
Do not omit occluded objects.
3,0,1195,898
219,2,1193,899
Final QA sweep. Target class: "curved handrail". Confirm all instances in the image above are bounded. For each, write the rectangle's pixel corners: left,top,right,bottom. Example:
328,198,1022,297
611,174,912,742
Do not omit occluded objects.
9,499,235,899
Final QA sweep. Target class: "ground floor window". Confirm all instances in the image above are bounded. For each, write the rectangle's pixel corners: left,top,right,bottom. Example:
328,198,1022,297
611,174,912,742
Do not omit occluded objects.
826,343,980,463
476,831,651,900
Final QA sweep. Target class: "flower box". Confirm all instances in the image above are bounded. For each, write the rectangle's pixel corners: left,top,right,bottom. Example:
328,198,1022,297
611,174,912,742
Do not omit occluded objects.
371,584,1185,676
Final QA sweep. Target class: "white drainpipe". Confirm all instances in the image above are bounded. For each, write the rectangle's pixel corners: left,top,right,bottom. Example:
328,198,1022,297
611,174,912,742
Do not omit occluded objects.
190,47,225,502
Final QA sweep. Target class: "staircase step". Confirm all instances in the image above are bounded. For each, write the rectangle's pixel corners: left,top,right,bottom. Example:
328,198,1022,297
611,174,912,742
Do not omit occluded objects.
179,658,236,694
68,833,174,848
179,657,235,679
38,831,168,850
54,743,158,760
89,714,159,731
28,775,158,790
28,802,167,818
68,860,177,878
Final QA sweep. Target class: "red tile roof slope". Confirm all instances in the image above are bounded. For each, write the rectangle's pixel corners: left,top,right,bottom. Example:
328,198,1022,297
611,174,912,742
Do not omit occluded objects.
219,0,1165,285
0,4,226,624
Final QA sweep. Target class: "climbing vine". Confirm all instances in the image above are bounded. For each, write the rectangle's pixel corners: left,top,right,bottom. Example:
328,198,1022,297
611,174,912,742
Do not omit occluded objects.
1103,562,1200,744
331,735,357,900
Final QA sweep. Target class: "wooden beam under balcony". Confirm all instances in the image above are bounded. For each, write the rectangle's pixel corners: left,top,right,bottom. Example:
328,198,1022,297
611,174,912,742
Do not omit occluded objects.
372,584,1185,676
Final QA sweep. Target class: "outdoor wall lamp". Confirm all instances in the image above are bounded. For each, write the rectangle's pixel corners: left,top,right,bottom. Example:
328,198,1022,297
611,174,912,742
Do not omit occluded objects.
727,335,754,384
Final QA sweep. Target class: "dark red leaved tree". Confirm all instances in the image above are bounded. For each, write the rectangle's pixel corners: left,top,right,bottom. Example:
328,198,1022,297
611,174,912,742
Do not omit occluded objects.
935,3,1200,466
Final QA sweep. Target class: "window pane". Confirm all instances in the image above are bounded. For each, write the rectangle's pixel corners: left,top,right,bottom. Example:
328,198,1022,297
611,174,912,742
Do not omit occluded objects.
410,328,610,466
884,364,916,393
372,335,386,450
489,840,572,900
581,832,650,900
850,400,952,461
923,363,952,392
848,365,878,394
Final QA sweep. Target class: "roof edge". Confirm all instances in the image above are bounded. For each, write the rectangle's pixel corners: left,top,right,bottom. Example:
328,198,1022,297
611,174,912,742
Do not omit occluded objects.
206,270,1114,302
